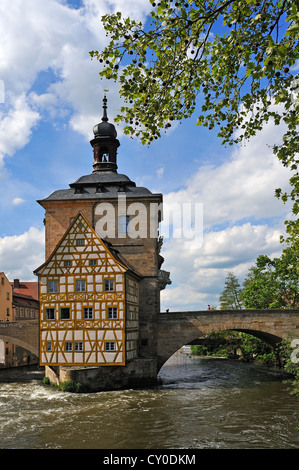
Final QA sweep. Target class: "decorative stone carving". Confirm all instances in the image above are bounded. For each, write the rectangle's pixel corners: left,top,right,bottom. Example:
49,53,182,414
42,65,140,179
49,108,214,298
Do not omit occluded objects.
158,269,172,290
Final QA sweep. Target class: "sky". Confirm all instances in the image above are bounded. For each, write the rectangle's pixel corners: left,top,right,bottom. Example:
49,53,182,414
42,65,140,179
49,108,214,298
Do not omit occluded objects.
0,0,294,311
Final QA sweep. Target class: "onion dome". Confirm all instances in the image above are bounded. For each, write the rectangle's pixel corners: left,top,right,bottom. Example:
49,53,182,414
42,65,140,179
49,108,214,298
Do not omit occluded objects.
93,95,117,139
90,95,120,172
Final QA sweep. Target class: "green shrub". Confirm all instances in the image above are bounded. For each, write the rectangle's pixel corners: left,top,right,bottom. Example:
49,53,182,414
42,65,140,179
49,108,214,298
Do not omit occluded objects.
58,380,88,393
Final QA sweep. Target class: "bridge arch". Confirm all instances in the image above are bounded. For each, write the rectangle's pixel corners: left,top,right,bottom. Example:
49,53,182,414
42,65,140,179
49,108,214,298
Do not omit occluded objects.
0,321,39,358
0,334,39,357
157,309,299,371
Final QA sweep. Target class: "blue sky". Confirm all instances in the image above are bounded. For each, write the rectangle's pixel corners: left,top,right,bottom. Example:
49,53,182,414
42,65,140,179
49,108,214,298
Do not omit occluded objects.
0,0,294,310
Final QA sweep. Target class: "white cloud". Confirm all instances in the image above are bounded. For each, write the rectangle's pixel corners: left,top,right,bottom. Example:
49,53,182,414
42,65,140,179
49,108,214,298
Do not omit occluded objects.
160,221,284,311
0,0,152,161
0,227,45,280
160,116,292,311
156,167,164,178
0,94,40,168
164,118,292,230
0,0,151,277
0,80,4,104
12,198,25,206
95,0,152,19
0,1,79,95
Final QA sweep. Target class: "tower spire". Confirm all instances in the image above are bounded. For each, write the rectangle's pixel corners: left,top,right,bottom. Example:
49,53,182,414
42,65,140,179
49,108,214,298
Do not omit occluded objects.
102,94,108,122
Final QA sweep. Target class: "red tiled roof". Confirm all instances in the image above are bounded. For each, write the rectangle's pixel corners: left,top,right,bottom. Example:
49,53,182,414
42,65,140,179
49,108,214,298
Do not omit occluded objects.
11,281,39,301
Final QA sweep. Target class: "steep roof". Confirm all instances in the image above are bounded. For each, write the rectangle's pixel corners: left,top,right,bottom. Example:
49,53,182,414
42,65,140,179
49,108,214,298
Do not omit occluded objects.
34,211,142,279
11,281,39,301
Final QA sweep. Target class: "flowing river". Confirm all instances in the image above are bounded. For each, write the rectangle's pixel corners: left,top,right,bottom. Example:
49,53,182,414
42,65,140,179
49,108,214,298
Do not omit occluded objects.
0,349,298,450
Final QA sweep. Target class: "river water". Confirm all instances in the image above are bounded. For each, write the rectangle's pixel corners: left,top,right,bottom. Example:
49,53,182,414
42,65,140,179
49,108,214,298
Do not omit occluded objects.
0,349,298,450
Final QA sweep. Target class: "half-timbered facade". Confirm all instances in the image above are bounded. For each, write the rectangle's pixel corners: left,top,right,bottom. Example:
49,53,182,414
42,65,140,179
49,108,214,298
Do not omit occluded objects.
34,211,141,367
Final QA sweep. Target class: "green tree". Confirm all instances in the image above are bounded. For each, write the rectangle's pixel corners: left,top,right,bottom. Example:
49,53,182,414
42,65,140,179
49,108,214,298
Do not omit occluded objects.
219,271,243,309
90,0,299,241
191,330,277,364
242,246,299,308
242,260,278,308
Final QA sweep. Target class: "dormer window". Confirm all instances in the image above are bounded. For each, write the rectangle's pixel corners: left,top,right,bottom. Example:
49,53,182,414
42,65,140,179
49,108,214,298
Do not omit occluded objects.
74,187,84,194
96,184,105,193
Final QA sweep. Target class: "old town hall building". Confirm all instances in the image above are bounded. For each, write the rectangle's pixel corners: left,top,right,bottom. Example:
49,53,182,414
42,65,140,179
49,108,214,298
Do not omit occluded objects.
34,96,169,391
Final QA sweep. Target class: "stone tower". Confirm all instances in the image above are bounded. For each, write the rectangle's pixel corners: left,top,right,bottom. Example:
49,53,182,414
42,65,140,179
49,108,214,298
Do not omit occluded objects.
35,96,169,390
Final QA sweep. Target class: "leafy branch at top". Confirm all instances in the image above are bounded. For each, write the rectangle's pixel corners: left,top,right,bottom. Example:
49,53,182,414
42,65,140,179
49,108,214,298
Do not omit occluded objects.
90,0,299,243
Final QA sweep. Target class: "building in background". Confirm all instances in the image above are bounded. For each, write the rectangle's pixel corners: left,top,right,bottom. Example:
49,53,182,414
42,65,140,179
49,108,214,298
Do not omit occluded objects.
0,273,39,367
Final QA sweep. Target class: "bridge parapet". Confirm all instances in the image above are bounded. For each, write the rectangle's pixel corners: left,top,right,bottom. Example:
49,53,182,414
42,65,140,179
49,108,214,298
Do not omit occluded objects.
159,308,299,317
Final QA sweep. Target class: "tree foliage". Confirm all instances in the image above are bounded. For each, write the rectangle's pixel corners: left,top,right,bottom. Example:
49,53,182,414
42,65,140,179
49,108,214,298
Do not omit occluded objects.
219,271,243,309
190,330,277,364
90,0,299,240
242,246,299,308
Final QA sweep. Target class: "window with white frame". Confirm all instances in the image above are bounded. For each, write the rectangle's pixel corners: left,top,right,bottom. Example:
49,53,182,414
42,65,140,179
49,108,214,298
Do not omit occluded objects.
76,239,84,246
89,259,97,266
104,279,114,292
65,342,72,351
76,279,86,292
48,280,58,293
83,307,93,319
108,307,118,319
75,342,83,351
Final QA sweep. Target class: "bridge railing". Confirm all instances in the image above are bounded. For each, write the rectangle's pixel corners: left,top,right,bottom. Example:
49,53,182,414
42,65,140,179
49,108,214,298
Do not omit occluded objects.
159,309,299,315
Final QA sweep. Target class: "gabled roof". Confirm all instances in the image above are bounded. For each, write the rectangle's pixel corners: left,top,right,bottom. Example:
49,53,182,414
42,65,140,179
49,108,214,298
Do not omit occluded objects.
34,211,142,279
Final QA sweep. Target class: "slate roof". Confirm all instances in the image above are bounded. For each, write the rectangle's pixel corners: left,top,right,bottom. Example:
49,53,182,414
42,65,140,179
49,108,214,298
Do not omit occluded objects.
38,170,161,202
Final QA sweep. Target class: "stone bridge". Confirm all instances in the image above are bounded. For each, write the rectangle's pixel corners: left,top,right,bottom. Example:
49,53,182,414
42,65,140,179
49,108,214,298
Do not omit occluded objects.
157,309,299,370
1,310,298,373
0,320,39,357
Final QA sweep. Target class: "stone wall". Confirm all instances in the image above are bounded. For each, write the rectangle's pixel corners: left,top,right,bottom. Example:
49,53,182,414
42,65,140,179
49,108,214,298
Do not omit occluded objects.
46,357,158,392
